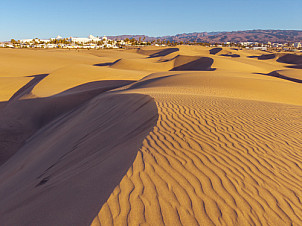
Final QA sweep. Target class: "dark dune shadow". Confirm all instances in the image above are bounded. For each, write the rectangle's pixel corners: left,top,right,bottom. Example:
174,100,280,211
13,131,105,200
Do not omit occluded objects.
247,56,258,59
0,79,135,166
159,58,174,63
9,74,48,102
93,59,121,67
93,62,114,67
248,53,302,70
248,54,276,60
255,71,302,83
136,48,179,58
277,54,302,65
209,47,222,55
171,57,215,71
220,54,240,58
0,102,6,111
126,74,175,90
58,80,134,95
0,79,158,226
286,64,302,69
148,48,179,58
259,54,276,60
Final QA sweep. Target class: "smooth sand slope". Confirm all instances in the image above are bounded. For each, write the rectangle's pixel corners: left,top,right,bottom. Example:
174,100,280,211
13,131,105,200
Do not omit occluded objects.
0,47,301,225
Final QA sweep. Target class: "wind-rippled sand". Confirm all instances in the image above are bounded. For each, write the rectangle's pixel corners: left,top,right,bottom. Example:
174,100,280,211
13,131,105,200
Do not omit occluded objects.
0,46,301,225
93,93,302,225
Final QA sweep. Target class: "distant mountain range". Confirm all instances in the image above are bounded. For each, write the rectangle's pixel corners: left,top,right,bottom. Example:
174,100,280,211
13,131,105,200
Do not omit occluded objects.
108,30,302,43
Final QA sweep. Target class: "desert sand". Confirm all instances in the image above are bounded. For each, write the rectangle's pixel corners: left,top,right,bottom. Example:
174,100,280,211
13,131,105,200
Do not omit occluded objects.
0,46,301,225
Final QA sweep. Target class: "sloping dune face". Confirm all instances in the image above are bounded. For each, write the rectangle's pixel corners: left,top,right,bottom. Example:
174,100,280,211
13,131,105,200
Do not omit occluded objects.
93,93,302,226
0,91,158,225
0,47,302,226
0,79,134,165
172,55,215,71
137,47,179,58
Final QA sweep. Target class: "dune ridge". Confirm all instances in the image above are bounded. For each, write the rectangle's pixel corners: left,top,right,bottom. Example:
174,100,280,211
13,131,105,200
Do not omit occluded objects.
0,82,158,225
0,77,134,166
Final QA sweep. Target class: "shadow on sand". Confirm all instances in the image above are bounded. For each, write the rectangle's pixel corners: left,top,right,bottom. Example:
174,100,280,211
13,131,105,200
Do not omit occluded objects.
148,48,179,58
254,71,302,83
93,61,118,67
220,54,240,58
209,47,222,55
171,56,216,71
0,76,158,226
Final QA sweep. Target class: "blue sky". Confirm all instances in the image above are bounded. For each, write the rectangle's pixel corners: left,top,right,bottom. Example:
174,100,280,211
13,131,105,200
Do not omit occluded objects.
0,0,301,41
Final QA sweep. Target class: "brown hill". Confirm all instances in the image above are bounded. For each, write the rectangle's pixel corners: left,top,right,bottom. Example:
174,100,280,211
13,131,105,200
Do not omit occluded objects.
109,30,302,43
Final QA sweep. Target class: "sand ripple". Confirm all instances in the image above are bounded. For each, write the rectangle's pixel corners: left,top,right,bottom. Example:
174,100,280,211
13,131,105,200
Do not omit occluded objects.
92,94,302,225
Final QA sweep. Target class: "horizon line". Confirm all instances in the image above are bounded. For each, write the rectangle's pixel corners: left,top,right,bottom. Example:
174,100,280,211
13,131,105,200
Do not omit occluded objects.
2,29,302,42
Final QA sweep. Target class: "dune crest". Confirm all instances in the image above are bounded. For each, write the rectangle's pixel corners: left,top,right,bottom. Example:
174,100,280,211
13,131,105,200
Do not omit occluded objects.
0,89,158,225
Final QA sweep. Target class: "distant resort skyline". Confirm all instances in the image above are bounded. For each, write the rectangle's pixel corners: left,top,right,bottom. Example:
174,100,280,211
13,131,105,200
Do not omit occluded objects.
2,30,302,50
3,29,302,42
2,32,301,52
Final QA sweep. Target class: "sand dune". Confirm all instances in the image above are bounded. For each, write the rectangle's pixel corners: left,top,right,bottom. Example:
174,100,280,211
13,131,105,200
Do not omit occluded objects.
125,71,302,105
277,53,302,65
210,47,223,55
172,55,214,71
0,87,158,225
109,54,215,72
250,53,302,68
251,53,278,60
0,46,302,226
137,47,179,58
93,94,302,226
31,64,148,97
110,58,174,71
0,48,101,77
0,78,134,166
265,70,302,83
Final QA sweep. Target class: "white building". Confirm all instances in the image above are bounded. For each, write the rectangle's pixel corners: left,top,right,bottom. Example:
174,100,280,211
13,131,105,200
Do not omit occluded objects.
46,44,57,48
293,42,301,48
240,42,256,46
89,35,102,42
69,37,90,43
69,35,102,43
272,43,283,48
12,34,119,49
20,38,50,44
51,35,63,40
39,39,50,43
252,46,267,51
20,39,33,43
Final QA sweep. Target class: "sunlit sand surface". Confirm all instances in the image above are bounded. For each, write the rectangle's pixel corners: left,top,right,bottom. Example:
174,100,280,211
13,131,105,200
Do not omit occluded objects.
0,46,301,225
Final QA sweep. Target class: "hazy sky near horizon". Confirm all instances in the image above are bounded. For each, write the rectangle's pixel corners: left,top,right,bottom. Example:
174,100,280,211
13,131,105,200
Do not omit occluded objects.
0,0,301,41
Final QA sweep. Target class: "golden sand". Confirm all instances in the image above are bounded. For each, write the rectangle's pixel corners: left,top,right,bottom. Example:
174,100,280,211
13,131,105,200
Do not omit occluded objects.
0,46,301,225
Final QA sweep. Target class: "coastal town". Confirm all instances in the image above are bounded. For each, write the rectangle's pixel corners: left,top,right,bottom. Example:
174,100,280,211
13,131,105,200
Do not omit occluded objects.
0,35,163,49
0,35,124,49
0,34,301,52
